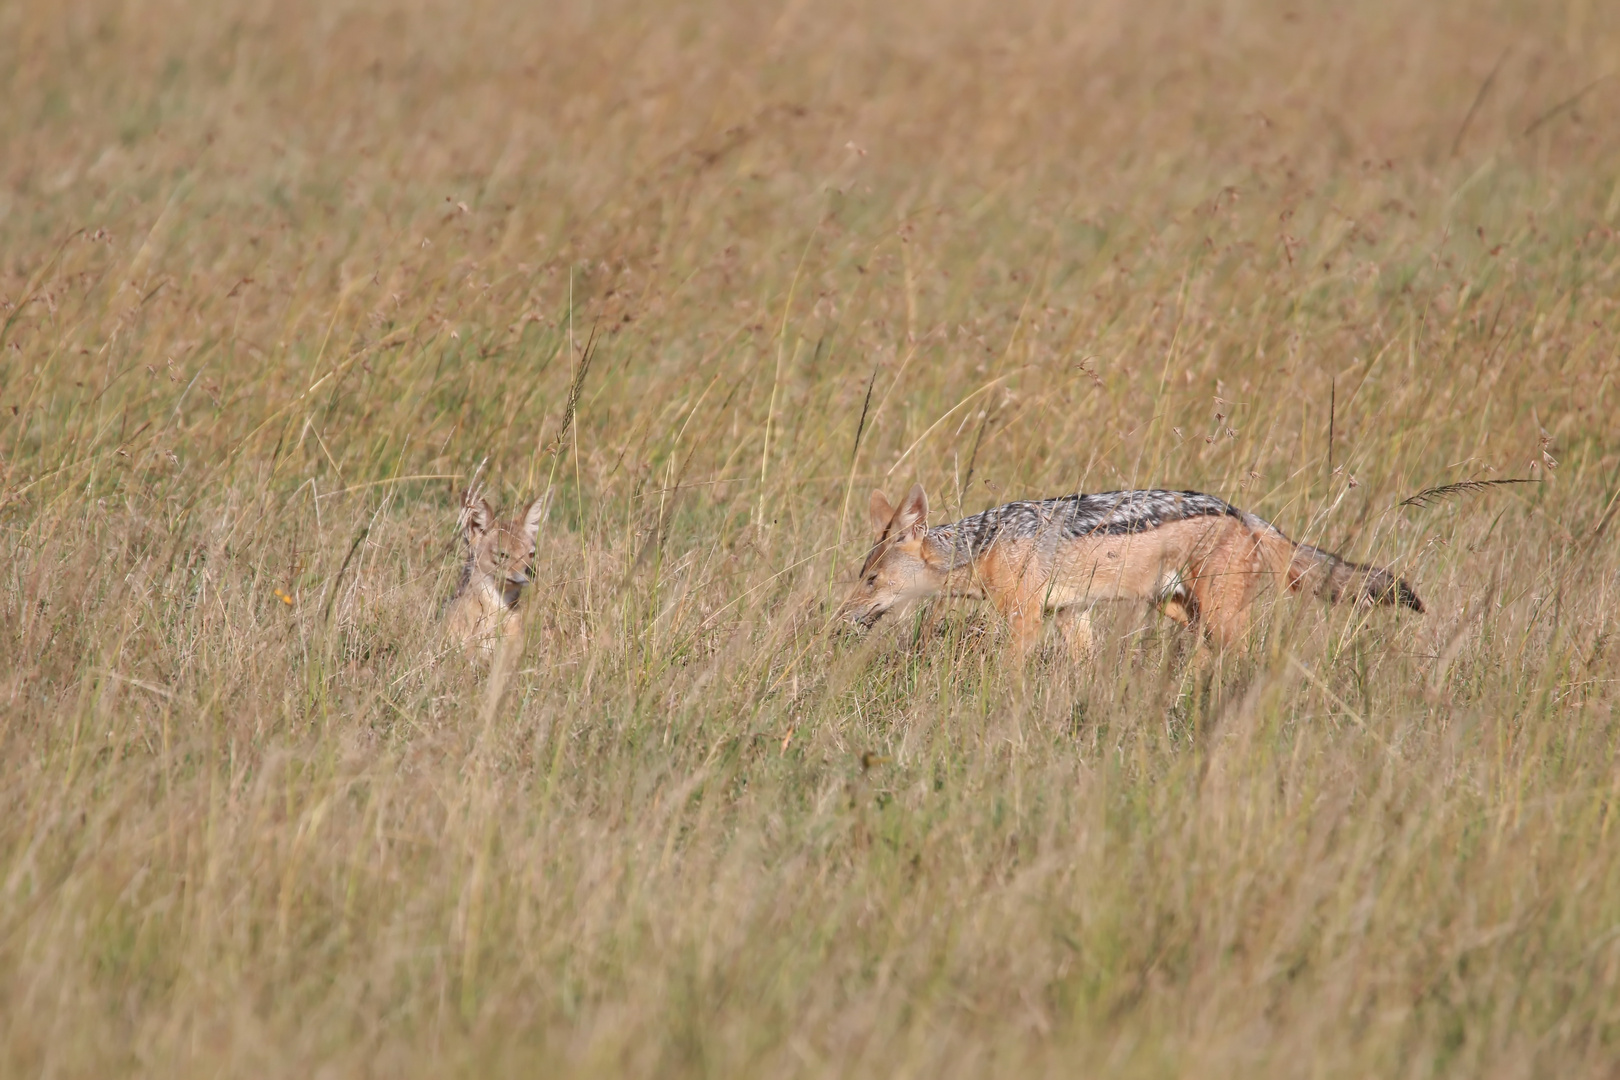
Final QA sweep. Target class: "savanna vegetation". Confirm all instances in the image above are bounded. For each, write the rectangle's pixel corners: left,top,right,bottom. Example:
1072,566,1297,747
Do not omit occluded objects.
3,0,1619,1074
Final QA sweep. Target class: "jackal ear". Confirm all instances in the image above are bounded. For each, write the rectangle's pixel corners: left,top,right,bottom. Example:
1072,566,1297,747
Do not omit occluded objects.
894,484,929,539
522,494,549,545
868,489,895,539
461,493,494,540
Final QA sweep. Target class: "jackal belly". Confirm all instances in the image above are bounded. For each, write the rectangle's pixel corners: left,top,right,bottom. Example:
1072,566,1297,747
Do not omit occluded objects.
1039,518,1232,608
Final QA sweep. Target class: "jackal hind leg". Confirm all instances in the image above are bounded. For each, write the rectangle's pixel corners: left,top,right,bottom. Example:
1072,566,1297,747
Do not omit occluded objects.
1159,593,1197,629
1054,607,1096,663
1189,555,1261,649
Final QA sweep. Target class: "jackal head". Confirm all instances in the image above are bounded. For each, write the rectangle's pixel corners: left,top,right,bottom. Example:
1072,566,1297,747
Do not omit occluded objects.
459,488,547,609
837,485,946,629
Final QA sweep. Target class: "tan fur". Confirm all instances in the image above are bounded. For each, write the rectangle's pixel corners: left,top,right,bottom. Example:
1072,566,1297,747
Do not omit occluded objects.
839,485,1421,659
444,488,547,658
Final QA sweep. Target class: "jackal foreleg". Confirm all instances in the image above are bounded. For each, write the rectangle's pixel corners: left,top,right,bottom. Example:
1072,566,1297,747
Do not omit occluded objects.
1055,607,1096,661
991,587,1044,659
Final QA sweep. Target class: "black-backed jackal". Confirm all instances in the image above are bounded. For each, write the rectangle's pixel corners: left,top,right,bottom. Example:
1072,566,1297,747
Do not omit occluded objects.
444,488,547,656
838,485,1423,658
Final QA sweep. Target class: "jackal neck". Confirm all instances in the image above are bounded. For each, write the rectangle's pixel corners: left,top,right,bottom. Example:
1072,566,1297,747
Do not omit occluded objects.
920,524,980,573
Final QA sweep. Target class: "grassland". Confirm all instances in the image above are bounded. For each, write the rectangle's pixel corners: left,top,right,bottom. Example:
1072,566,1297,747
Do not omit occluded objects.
2,0,1619,1074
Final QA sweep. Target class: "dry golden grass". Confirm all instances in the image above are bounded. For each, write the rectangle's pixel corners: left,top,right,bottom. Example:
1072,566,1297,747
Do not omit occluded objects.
3,0,1619,1074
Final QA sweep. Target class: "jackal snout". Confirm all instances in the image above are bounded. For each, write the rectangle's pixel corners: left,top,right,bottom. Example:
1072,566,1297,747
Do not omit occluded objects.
837,485,941,629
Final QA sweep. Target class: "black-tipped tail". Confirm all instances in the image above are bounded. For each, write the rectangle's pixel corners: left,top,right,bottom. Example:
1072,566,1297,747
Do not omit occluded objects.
1371,571,1425,614
1290,544,1423,614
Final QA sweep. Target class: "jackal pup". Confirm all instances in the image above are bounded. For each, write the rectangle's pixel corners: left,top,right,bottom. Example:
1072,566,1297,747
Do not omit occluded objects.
839,485,1422,658
444,488,547,656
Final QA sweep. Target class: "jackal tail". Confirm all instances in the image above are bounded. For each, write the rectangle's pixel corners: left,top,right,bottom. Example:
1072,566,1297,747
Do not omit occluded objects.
1287,542,1424,614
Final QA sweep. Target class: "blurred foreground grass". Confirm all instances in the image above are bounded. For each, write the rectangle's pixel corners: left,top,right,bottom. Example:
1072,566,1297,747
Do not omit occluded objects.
2,0,1619,1074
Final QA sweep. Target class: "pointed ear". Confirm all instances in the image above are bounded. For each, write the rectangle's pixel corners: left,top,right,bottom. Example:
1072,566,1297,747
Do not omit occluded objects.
868,489,895,539
522,494,548,544
461,492,493,541
893,483,929,538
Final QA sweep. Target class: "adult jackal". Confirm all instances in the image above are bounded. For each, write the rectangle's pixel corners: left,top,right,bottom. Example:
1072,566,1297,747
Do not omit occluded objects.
838,485,1422,658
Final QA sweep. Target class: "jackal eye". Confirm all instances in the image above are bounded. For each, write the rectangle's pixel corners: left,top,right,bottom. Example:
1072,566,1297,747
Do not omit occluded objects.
865,573,877,586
